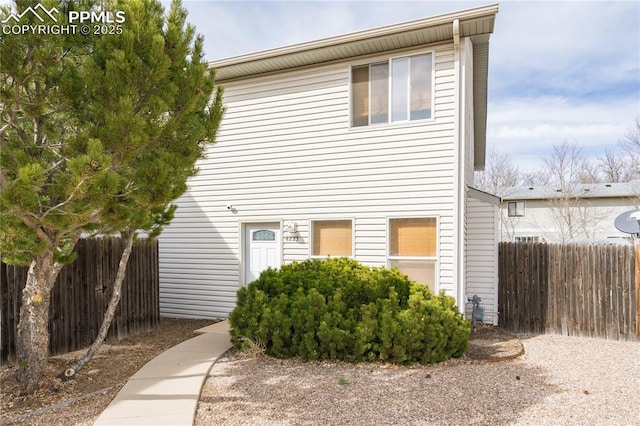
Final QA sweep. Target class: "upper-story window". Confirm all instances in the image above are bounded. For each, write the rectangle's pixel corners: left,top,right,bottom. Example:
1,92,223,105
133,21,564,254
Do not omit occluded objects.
351,53,433,127
507,201,525,217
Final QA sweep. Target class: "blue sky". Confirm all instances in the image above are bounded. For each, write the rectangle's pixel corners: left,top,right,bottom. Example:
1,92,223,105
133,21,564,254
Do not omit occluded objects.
174,1,640,172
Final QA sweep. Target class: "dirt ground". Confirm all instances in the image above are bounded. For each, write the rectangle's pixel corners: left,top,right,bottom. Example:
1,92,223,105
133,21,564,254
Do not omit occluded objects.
0,321,520,425
466,324,524,361
0,318,215,425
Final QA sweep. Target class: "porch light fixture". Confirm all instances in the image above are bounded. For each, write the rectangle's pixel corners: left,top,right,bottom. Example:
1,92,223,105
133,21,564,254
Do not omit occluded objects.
283,221,299,241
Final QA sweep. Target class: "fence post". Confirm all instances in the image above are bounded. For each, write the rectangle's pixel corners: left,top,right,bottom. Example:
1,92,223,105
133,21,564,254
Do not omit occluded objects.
636,241,639,340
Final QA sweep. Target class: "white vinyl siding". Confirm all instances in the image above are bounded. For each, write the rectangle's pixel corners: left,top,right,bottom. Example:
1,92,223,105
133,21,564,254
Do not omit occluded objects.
159,44,460,319
466,195,499,325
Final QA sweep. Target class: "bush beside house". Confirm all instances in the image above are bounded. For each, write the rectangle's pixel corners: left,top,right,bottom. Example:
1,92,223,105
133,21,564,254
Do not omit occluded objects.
229,258,470,364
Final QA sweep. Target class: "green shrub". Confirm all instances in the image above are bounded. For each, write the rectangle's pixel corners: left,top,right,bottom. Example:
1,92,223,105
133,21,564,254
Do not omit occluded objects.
229,257,470,364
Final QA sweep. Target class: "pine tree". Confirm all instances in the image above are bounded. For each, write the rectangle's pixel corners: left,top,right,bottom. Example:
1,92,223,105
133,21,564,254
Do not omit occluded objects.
0,0,223,393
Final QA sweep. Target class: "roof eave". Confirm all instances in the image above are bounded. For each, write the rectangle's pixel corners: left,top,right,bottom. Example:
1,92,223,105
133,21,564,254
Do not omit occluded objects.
499,183,640,200
209,3,499,82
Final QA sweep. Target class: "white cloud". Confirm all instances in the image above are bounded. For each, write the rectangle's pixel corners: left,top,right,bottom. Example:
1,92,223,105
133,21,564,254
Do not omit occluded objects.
178,1,483,60
490,1,639,96
487,94,638,172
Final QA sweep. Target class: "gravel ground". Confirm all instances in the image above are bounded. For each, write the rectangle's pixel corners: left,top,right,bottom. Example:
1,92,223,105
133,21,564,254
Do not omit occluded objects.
195,334,640,425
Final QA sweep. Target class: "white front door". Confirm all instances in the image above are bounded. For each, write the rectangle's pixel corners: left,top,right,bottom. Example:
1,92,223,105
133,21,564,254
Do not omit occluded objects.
244,223,281,284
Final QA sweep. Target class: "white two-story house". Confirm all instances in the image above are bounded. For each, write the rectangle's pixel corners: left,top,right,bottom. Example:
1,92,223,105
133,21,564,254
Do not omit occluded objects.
499,182,640,243
158,4,501,324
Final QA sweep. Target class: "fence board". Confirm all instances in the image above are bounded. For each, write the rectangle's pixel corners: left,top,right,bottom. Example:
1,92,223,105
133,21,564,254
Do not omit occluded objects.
499,241,637,341
636,242,640,339
0,238,159,363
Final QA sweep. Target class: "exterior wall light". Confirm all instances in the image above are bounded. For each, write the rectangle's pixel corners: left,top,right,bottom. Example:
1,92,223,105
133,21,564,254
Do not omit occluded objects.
283,221,299,241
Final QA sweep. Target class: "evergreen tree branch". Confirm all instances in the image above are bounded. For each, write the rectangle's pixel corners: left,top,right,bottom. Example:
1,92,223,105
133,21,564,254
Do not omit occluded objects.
0,169,8,190
15,211,51,244
3,0,224,392
40,178,89,220
0,122,11,136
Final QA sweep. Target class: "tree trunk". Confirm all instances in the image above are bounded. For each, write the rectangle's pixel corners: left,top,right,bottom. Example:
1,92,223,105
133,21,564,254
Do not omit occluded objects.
61,231,136,380
16,246,63,394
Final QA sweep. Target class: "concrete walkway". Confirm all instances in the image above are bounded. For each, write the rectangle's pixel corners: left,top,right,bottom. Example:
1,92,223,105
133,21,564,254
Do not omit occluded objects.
93,320,232,426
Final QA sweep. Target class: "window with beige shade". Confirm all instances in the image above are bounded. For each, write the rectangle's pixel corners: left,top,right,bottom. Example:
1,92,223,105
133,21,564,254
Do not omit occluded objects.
311,220,353,257
388,218,437,292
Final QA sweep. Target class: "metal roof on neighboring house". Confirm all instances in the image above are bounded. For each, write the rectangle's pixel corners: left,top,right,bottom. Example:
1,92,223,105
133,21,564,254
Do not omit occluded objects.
208,3,499,171
498,182,640,200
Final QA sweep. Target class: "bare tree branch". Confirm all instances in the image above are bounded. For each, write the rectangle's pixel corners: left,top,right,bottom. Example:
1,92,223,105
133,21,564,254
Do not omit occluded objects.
473,146,522,194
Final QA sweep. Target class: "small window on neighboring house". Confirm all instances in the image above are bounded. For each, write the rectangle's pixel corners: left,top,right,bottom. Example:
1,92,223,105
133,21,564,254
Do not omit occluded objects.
388,218,437,293
515,236,539,243
311,220,353,257
351,53,433,127
507,201,525,217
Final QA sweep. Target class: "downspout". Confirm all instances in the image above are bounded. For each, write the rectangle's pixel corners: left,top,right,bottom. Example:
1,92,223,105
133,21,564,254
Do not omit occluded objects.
452,19,466,315
453,18,460,46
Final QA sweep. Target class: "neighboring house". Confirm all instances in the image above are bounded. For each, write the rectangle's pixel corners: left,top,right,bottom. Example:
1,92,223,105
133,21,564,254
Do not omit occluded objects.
159,4,501,325
498,182,640,243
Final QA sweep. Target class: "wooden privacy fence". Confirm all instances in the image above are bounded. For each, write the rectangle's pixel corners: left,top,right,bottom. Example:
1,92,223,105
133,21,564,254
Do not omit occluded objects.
498,242,637,341
1,237,160,363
